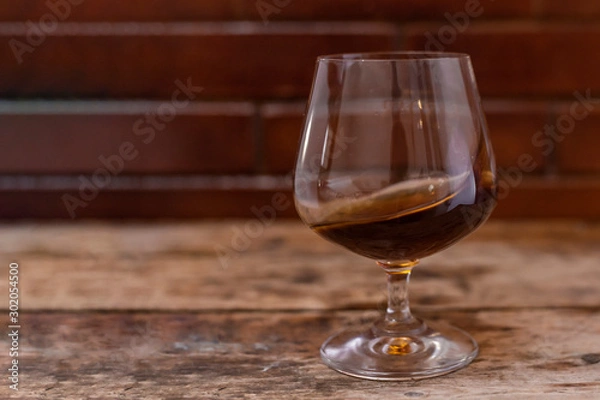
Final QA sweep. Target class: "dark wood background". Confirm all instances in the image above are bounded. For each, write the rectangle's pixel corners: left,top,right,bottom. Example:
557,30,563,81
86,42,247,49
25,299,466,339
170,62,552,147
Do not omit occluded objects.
1,0,599,219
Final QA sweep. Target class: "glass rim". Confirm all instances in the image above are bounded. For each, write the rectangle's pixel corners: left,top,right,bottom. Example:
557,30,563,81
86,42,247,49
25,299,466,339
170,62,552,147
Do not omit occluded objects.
317,51,471,62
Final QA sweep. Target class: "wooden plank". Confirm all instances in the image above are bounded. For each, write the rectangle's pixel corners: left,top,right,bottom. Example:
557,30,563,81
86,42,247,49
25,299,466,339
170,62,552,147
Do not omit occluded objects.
1,175,600,218
540,0,600,19
0,97,563,175
0,175,294,219
261,100,553,174
0,101,256,174
553,104,600,173
0,186,296,219
405,23,600,97
244,0,534,22
0,23,397,99
0,0,535,22
1,221,600,310
261,102,305,174
0,309,598,398
483,100,551,173
492,177,600,218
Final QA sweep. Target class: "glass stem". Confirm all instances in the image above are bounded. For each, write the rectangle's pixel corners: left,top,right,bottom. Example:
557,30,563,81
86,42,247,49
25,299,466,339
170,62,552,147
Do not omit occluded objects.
378,261,420,332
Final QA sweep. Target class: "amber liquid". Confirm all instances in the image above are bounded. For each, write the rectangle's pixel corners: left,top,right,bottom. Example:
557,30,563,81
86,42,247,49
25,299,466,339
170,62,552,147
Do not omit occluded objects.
310,173,496,261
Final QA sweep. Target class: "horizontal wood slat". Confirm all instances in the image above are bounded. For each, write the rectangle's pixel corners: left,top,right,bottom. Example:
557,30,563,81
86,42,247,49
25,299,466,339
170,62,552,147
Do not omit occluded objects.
0,189,296,220
1,23,598,98
553,105,600,173
6,309,600,398
1,175,599,219
405,23,600,97
261,100,554,174
4,220,599,311
261,102,304,174
0,175,293,219
0,101,256,174
5,0,599,23
483,100,550,172
0,99,561,175
0,23,397,99
0,0,535,22
540,0,600,18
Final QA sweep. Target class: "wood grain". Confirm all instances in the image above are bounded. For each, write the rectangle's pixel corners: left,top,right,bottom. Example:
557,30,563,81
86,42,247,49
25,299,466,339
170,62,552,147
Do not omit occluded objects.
405,23,600,97
540,0,600,18
1,221,599,311
0,310,599,399
0,0,535,22
261,100,554,174
554,105,600,173
0,102,256,174
5,22,600,98
0,23,397,99
2,176,600,219
0,219,599,397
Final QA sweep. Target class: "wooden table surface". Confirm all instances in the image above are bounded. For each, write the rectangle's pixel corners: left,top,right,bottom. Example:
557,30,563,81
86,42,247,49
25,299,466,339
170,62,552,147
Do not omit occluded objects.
1,220,599,399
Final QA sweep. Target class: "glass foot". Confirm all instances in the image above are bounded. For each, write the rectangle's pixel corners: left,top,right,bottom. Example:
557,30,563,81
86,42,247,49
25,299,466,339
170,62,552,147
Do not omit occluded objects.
320,319,478,381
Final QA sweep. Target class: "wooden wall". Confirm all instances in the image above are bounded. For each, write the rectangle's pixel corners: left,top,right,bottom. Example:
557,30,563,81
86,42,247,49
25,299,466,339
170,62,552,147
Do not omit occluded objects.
1,0,600,219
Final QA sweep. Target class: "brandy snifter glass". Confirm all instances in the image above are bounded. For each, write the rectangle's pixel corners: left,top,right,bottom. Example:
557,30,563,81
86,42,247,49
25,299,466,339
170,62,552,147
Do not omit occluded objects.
294,52,497,380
